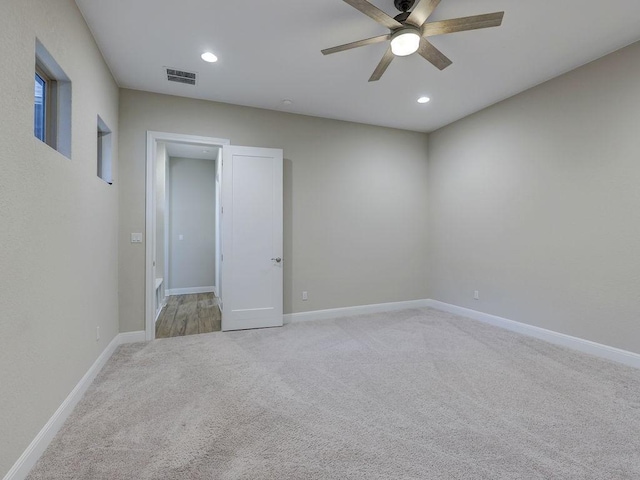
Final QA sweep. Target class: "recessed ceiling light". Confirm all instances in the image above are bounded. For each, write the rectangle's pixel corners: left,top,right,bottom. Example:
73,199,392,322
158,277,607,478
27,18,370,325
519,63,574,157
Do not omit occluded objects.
201,52,218,63
282,99,293,106
417,96,431,104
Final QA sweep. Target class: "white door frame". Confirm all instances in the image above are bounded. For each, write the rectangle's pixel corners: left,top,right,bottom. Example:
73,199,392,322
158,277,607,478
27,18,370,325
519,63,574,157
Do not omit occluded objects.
145,131,230,341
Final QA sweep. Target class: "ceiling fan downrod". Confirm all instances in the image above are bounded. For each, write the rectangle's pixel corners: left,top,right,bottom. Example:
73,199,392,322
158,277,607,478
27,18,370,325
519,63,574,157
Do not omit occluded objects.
393,0,415,22
393,0,415,12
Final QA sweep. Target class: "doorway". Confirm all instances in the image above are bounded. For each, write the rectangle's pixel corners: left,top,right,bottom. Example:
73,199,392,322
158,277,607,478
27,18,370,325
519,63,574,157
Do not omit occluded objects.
145,132,284,340
145,132,228,341
157,143,221,338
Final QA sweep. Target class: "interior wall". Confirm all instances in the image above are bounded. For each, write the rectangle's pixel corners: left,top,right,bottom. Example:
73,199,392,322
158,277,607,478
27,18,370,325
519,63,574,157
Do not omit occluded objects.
0,0,119,476
118,90,429,332
168,156,217,291
427,40,640,354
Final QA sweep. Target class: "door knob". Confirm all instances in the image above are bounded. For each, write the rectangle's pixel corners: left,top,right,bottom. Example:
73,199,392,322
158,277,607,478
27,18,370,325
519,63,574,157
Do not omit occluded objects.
271,257,282,263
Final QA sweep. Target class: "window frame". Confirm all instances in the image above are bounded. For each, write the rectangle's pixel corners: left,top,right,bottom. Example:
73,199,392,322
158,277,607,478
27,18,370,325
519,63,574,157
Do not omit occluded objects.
34,70,47,142
34,39,71,158
34,63,57,147
97,115,113,184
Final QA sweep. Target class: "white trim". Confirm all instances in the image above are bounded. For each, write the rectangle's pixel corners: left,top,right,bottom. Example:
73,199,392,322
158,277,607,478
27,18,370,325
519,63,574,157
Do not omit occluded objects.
165,286,216,296
283,299,431,324
2,331,146,480
164,161,170,310
145,131,230,342
145,132,155,342
427,300,640,369
282,298,640,369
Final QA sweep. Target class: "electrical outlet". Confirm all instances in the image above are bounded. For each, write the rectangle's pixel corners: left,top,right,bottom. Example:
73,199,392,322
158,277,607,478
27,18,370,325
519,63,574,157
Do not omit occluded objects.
96,326,100,341
302,291,308,301
474,290,479,300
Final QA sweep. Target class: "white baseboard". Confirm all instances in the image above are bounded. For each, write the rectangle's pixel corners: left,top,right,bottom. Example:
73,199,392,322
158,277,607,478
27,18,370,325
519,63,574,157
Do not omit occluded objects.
283,299,431,324
8,299,639,479
3,331,146,480
427,300,640,369
282,298,640,369
166,286,215,296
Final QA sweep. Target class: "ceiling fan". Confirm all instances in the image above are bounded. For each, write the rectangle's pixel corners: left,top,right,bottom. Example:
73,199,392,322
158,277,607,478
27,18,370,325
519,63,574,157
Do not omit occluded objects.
322,0,505,81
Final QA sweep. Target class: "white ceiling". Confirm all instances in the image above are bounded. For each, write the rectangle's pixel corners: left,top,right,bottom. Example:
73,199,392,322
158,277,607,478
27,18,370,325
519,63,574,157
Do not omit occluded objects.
164,142,219,160
75,0,640,132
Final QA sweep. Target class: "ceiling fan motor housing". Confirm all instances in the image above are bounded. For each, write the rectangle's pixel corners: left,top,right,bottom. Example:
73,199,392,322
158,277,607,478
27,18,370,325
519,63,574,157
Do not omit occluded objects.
394,0,416,13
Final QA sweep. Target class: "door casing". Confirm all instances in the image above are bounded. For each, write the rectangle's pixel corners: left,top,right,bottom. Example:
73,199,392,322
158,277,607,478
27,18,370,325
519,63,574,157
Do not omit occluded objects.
145,131,229,341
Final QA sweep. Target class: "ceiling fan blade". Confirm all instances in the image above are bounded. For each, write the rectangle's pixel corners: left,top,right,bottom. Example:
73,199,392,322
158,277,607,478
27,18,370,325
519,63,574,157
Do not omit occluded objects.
321,34,390,55
417,38,452,70
406,0,441,27
422,12,505,36
369,47,394,82
343,0,402,30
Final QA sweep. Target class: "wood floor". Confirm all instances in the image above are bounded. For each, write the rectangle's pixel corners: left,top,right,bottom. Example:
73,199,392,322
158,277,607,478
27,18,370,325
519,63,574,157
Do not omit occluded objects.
155,293,221,339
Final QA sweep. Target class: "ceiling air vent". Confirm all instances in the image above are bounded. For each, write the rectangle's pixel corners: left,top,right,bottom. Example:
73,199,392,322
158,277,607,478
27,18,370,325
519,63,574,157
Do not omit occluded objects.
166,68,197,86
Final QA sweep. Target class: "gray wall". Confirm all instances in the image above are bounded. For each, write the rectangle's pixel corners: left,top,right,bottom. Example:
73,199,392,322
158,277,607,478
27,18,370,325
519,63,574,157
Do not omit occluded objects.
0,0,119,476
427,40,640,354
118,89,430,332
168,157,217,290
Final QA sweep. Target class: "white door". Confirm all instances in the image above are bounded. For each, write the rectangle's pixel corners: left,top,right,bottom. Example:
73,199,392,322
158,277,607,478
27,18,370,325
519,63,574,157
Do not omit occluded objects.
221,146,283,331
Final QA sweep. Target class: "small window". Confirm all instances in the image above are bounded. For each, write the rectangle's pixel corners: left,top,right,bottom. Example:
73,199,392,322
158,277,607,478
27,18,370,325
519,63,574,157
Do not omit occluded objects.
34,39,72,158
97,116,112,184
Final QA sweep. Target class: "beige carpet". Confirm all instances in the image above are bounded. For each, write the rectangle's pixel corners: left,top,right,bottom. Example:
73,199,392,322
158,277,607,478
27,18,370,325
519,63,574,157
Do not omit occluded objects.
28,308,640,479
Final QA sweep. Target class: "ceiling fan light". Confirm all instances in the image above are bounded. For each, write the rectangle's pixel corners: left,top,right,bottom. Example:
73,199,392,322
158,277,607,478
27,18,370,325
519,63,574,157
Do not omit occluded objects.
390,29,420,56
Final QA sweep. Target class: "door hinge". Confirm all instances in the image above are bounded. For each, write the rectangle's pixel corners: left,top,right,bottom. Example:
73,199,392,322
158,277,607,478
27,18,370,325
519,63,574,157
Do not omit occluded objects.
221,254,224,261
221,206,224,214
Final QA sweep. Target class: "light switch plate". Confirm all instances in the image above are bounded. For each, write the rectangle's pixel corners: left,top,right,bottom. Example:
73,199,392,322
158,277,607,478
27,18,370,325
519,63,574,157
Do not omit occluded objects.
131,233,143,243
